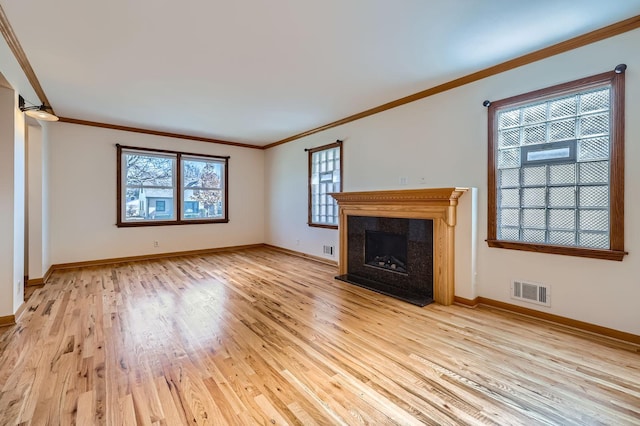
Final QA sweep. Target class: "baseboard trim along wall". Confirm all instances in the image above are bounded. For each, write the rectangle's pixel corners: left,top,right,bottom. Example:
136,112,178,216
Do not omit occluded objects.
0,314,16,328
470,297,640,346
453,296,479,307
26,264,60,287
49,244,264,271
263,244,339,267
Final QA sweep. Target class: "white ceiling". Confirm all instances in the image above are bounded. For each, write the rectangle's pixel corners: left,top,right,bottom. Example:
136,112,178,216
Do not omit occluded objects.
2,0,640,146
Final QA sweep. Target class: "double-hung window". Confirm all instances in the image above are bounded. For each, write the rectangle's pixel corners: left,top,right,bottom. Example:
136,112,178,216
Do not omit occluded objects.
308,141,342,228
117,145,228,226
487,68,626,260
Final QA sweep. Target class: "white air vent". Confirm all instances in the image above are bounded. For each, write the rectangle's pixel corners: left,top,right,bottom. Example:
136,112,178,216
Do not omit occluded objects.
511,280,551,307
323,245,334,256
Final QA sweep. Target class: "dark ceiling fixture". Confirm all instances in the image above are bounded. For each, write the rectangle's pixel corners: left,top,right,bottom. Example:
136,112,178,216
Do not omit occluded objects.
18,95,58,122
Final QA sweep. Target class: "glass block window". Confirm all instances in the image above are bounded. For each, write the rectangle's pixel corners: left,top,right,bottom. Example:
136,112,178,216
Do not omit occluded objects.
308,141,342,228
487,68,626,261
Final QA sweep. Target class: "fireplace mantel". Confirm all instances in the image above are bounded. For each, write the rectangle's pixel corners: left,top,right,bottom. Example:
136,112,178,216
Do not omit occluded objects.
331,188,468,305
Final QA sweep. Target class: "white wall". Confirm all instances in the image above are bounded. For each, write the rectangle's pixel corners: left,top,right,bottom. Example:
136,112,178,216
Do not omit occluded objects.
0,85,26,316
48,123,265,264
265,29,640,335
27,123,45,279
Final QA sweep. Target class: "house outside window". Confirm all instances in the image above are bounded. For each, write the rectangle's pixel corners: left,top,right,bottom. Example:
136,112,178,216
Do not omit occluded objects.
308,141,342,228
486,67,626,261
117,145,229,226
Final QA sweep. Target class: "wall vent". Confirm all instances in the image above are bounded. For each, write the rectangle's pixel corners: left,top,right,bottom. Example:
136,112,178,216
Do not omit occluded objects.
511,280,551,307
323,245,334,256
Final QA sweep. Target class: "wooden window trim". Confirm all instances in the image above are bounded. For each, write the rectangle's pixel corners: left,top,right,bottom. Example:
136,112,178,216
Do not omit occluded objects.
116,144,230,227
487,69,626,261
308,141,343,229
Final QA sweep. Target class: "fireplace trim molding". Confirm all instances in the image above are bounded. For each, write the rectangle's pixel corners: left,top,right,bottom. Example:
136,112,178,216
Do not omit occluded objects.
331,188,468,305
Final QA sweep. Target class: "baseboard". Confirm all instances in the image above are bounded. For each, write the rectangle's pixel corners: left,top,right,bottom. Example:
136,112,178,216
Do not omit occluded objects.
263,244,338,267
454,296,479,307
27,277,45,286
26,265,55,286
50,243,265,271
477,297,640,346
0,314,15,328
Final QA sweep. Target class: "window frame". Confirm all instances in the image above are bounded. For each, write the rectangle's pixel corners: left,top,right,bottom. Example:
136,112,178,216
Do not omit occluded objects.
487,69,626,261
308,141,343,229
117,144,229,227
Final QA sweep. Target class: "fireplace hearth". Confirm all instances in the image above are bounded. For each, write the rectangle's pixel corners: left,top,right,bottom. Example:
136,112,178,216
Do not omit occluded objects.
336,216,433,306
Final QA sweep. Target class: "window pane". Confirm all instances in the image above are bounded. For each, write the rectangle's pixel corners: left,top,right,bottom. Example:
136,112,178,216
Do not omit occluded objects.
183,158,223,189
549,96,577,119
579,210,608,232
579,114,609,137
521,166,546,187
125,153,174,187
498,149,520,169
549,163,576,185
548,231,576,246
522,104,546,124
578,161,608,184
499,109,520,128
548,119,576,141
578,137,609,162
123,152,176,222
182,189,223,219
125,187,175,221
522,209,546,229
499,129,520,148
548,187,575,208
499,169,520,188
549,209,575,231
580,89,609,113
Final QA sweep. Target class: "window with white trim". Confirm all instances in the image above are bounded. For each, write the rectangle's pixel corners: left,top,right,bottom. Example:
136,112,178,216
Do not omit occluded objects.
487,67,626,261
117,145,228,226
308,141,342,228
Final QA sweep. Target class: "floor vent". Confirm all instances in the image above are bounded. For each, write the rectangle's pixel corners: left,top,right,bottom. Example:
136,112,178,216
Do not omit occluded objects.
323,245,334,256
511,280,551,307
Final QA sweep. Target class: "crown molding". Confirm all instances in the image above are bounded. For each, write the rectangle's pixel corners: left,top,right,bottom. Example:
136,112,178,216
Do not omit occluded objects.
263,14,640,149
0,4,53,112
58,117,262,149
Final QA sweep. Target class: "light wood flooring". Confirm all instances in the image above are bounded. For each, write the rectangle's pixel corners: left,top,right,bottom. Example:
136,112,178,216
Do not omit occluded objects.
0,247,639,425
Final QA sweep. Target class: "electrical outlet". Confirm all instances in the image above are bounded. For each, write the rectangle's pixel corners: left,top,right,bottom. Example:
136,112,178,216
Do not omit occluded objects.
399,176,408,185
419,177,426,184
296,239,300,246
153,240,159,248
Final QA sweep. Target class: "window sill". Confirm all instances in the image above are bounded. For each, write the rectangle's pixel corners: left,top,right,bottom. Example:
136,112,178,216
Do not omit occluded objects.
486,239,626,261
117,219,229,227
308,223,338,230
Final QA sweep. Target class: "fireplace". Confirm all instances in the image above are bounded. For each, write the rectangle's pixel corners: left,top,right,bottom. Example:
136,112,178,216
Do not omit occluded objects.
337,216,433,306
331,188,467,306
365,230,408,273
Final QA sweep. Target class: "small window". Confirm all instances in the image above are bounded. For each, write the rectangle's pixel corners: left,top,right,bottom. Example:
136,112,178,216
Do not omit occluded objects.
117,145,229,226
308,141,342,228
487,68,625,260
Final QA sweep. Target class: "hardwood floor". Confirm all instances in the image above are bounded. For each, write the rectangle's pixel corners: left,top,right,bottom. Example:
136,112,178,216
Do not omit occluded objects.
0,247,638,425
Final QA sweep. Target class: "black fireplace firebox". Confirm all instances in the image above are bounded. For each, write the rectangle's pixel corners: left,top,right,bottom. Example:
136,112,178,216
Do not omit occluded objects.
365,231,408,274
336,216,434,306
